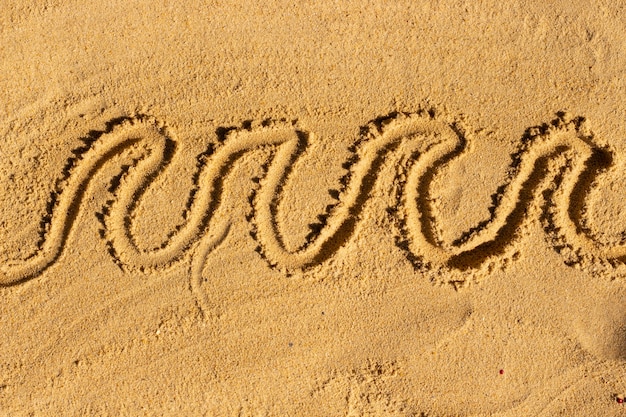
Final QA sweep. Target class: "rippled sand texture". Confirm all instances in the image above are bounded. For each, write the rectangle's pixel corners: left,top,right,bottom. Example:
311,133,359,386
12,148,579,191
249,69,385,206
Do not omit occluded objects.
1,1,626,416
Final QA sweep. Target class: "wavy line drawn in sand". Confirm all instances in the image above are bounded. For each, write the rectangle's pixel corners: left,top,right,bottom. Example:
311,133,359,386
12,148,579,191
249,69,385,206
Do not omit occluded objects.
98,119,300,273
1,110,625,293
388,111,616,285
244,110,620,286
0,116,167,285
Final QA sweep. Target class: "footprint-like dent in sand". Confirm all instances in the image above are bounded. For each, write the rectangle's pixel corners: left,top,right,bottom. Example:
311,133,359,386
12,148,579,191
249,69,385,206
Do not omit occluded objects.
573,287,626,361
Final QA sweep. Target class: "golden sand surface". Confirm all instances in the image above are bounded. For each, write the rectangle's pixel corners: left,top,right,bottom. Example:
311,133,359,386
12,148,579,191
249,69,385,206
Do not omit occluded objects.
1,1,626,415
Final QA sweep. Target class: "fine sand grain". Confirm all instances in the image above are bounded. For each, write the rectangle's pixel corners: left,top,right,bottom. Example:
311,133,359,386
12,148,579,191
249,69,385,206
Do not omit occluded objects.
1,1,626,415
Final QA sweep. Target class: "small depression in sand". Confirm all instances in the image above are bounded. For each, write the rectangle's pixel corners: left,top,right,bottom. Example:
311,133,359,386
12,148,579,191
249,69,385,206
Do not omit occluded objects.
574,288,626,362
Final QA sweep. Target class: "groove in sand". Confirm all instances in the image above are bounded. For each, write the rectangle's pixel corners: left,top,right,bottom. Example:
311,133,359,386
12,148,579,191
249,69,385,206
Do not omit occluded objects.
1,110,622,292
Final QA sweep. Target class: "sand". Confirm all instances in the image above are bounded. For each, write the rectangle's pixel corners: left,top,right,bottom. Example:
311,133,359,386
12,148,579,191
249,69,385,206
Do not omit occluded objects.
1,1,626,415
